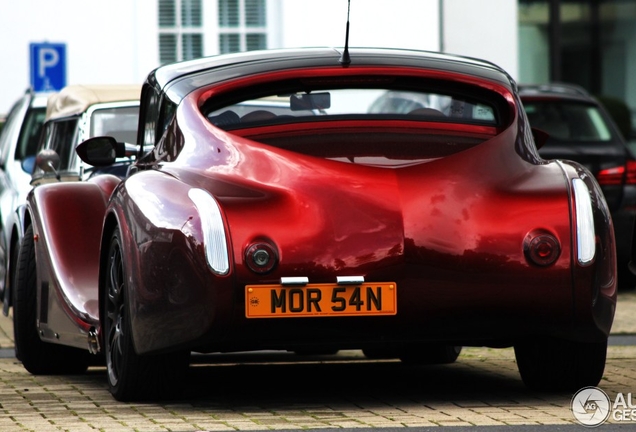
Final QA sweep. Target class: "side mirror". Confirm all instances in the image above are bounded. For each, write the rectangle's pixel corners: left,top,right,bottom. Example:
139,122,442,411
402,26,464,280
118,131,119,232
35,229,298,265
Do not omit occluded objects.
76,136,120,167
531,127,550,150
35,149,61,173
21,156,36,174
35,149,62,181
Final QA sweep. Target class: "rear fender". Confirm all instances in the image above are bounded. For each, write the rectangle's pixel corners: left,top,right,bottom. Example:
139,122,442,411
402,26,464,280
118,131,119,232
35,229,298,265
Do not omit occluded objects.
558,161,617,340
106,171,234,355
28,175,121,345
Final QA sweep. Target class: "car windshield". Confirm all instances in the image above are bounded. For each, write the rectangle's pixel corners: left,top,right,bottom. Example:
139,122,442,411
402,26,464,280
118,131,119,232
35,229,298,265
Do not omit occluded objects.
523,101,613,142
207,88,498,129
90,106,139,143
15,107,47,161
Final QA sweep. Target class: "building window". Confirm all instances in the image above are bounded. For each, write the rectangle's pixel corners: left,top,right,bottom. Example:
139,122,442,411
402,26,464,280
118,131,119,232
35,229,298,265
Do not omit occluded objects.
158,0,203,64
218,0,267,54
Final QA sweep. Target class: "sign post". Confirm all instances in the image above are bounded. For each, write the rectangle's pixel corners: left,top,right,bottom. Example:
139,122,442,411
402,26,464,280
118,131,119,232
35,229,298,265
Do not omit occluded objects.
29,42,67,92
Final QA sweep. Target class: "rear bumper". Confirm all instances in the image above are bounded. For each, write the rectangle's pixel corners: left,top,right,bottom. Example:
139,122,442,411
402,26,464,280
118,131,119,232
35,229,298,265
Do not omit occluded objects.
176,264,616,354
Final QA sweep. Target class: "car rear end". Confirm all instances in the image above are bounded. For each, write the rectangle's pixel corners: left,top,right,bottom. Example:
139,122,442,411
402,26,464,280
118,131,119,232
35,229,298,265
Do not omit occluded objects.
160,67,614,354
96,48,617,396
520,86,636,287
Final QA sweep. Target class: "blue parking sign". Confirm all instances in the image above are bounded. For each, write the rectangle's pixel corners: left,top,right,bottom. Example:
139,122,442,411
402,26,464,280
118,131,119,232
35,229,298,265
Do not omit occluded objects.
30,43,66,92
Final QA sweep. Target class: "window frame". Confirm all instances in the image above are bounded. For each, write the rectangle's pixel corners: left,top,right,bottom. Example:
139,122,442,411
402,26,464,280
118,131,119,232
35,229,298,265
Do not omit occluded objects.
218,0,267,54
158,0,204,64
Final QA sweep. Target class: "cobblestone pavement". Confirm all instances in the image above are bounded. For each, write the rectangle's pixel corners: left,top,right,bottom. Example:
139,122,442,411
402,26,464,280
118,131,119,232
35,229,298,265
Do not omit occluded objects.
1,291,636,431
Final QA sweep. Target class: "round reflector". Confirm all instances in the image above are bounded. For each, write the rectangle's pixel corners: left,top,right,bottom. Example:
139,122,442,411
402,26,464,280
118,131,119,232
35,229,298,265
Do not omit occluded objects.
245,242,278,274
524,231,561,267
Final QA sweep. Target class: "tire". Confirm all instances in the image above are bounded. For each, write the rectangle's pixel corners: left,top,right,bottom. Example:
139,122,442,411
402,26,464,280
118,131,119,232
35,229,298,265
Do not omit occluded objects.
1,237,16,317
6,238,20,315
104,230,189,402
13,225,90,374
0,229,7,301
514,337,607,392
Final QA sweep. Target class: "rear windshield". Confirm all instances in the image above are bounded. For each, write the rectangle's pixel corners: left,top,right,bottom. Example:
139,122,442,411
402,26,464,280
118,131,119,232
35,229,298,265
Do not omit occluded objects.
206,87,501,129
200,77,509,167
523,101,613,142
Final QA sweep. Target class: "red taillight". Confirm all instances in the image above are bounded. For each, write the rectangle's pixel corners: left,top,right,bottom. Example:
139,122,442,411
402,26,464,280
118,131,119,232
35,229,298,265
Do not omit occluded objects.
626,160,636,184
597,165,625,185
597,160,636,185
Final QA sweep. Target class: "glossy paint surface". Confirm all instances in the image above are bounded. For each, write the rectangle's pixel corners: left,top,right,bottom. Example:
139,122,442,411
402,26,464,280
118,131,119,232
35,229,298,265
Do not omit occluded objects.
28,175,120,347
116,68,614,354
29,49,617,356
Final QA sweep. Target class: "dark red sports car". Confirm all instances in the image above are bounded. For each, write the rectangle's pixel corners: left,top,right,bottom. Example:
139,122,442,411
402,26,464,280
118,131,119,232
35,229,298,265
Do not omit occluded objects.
14,47,616,401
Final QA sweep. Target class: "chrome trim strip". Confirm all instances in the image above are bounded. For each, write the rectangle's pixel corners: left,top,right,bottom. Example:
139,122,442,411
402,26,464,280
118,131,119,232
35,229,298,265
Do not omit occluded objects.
280,277,309,286
337,276,365,285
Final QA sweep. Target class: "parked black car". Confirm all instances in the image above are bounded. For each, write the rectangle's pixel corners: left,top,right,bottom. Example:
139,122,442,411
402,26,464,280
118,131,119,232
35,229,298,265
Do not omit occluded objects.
519,83,636,288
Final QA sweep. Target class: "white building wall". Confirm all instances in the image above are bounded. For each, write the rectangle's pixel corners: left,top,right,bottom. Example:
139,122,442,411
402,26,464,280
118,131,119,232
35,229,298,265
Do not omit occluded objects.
0,0,158,114
0,0,517,115
443,0,519,80
274,0,440,51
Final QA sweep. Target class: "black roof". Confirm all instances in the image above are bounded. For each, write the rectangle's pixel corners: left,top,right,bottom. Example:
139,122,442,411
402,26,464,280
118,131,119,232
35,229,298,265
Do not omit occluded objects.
518,83,596,104
148,47,515,103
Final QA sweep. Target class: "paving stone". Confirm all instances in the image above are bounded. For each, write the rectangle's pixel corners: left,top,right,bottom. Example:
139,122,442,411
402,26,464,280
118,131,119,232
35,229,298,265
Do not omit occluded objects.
2,291,636,430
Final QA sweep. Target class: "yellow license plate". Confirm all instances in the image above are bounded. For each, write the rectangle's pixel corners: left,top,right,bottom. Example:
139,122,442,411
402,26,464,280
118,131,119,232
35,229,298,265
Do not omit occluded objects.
245,282,397,318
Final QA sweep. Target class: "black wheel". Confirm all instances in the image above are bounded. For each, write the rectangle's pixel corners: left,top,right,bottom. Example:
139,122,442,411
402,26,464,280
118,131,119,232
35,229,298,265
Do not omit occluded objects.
399,345,462,365
5,237,21,315
514,337,607,392
104,230,189,402
1,237,16,317
13,225,90,374
0,228,7,301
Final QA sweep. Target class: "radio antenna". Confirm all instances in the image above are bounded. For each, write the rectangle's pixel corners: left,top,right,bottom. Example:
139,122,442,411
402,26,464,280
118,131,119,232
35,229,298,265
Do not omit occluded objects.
339,0,351,65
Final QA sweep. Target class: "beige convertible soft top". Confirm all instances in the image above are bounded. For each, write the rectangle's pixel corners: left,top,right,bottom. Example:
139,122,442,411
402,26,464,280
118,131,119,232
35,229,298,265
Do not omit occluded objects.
46,84,141,120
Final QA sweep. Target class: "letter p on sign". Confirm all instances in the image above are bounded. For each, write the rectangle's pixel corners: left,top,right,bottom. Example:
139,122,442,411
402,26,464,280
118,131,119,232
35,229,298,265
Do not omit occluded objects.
30,42,66,92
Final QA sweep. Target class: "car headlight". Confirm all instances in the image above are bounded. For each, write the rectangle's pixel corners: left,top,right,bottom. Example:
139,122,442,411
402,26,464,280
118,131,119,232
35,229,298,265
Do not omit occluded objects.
188,188,230,275
572,178,596,265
